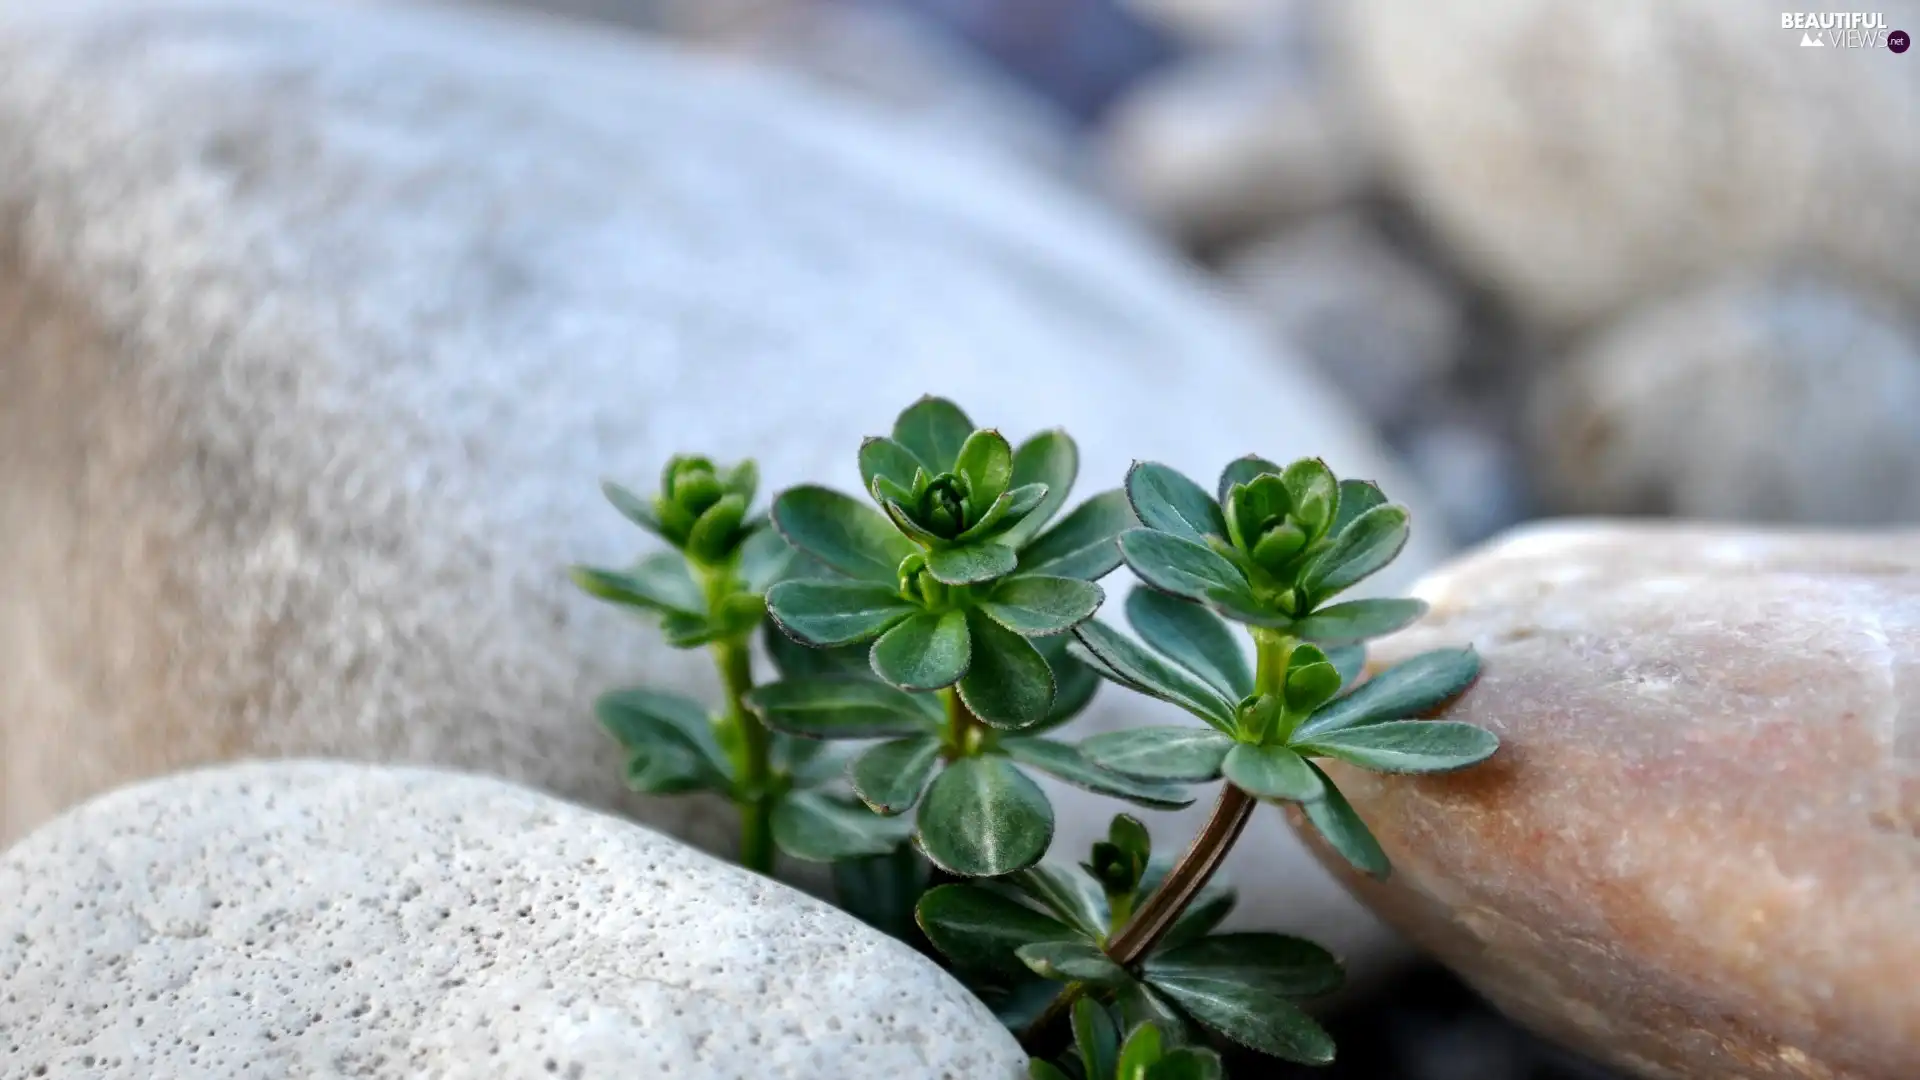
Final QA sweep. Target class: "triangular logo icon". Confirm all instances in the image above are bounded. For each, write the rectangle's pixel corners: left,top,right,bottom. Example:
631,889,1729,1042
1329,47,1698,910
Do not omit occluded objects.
1801,31,1825,45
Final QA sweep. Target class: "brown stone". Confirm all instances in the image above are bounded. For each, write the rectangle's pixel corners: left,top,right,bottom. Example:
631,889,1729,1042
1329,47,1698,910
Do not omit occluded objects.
1301,521,1920,1080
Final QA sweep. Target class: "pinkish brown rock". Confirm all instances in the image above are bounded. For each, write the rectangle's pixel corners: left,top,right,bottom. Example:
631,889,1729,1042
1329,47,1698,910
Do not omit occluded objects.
1302,521,1920,1080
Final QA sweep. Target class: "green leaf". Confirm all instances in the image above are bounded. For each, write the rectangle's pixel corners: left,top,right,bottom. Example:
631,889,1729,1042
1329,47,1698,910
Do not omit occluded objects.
596,688,730,794
736,523,800,594
1118,529,1251,609
1029,1061,1074,1080
981,575,1105,637
925,542,1018,586
1070,620,1237,732
660,610,720,648
600,479,664,535
959,610,1057,729
1279,458,1338,538
1003,738,1194,810
1030,634,1101,733
954,429,1015,508
1330,478,1387,537
834,844,931,943
1293,647,1480,739
1302,761,1389,878
777,735,844,789
764,627,871,681
956,483,1048,544
1223,473,1292,553
569,551,704,616
1018,940,1127,985
724,459,759,501
765,579,917,647
916,755,1054,876
1143,933,1345,999
1283,645,1344,715
1114,983,1192,1046
1117,1021,1164,1080
1147,977,1335,1065
1328,644,1366,687
1079,727,1234,783
850,736,944,814
1146,1047,1226,1080
870,609,972,691
1222,744,1324,802
1126,462,1226,543
686,491,748,561
1159,883,1237,951
772,791,910,862
1108,814,1152,876
772,485,918,584
746,677,939,739
999,430,1079,549
1290,597,1428,647
859,436,924,497
1300,504,1410,601
1297,720,1499,773
915,883,1077,973
1216,454,1282,504
892,395,975,473
1124,588,1252,700
1017,489,1134,580
1010,864,1110,940
1072,998,1121,1080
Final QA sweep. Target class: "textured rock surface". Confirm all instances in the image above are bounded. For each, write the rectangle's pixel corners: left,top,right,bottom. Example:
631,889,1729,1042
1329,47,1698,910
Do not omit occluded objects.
1529,275,1920,524
0,0,1437,966
0,760,1026,1078
1303,521,1920,1080
1338,0,1920,328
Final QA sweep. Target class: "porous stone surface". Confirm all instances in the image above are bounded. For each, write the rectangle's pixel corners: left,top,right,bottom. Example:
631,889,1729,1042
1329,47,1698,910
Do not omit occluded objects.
0,760,1025,1078
0,0,1436,966
1528,274,1920,524
1338,0,1920,328
1303,521,1920,1080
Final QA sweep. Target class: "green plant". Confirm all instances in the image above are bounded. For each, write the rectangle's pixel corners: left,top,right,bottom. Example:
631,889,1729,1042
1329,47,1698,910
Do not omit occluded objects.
1031,998,1227,1080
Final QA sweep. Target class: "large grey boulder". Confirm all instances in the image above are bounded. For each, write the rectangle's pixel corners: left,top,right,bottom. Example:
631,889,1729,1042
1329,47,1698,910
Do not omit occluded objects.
0,0,1437,971
0,760,1027,1078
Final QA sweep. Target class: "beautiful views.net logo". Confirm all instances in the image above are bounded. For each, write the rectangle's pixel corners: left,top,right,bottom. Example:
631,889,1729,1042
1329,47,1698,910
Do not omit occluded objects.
1781,11,1909,50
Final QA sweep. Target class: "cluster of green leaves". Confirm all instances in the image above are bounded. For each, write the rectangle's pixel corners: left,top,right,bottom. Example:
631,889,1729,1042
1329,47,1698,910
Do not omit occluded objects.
1074,458,1497,876
751,398,1189,877
1034,1001,1224,1080
918,815,1341,1065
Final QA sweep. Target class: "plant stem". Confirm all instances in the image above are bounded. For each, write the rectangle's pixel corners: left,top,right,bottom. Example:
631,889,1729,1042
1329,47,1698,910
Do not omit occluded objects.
940,686,988,759
713,635,775,874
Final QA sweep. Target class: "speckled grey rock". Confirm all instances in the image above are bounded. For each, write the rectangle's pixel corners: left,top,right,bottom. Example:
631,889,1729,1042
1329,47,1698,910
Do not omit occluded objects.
0,760,1026,1079
1529,274,1920,524
1303,521,1920,1080
0,0,1438,971
1338,0,1920,328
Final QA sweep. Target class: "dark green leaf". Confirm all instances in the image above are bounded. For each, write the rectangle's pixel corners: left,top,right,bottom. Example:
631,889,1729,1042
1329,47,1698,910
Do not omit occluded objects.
1029,1061,1073,1080
957,484,1048,544
917,755,1054,876
1072,998,1120,1080
1300,504,1410,601
1147,977,1335,1065
1017,940,1128,985
915,883,1077,973
1010,864,1110,940
1223,473,1292,553
600,479,664,535
1109,814,1152,872
1279,458,1338,537
982,575,1105,637
955,429,1015,508
596,688,730,794
1078,727,1234,783
859,436,924,497
1115,983,1192,1045
1203,588,1295,630
1003,738,1194,809
1160,883,1237,951
660,610,720,648
1126,462,1226,543
1017,489,1134,580
772,485,917,584
764,579,917,648
925,542,1018,586
1117,1021,1164,1080
772,791,910,862
1144,933,1345,998
1030,634,1101,733
999,430,1079,549
1071,620,1237,731
1147,1047,1226,1080
1328,644,1366,687
850,736,944,814
764,627,871,681
1222,744,1324,802
1216,454,1282,504
870,609,972,690
1330,478,1387,537
1293,647,1480,739
1297,721,1499,773
1290,598,1429,647
569,551,704,616
777,734,845,789
1124,588,1253,700
686,492,748,561
746,677,939,739
833,844,931,943
1302,761,1389,878
1118,529,1251,608
737,523,800,594
959,610,1057,729
892,395,975,474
